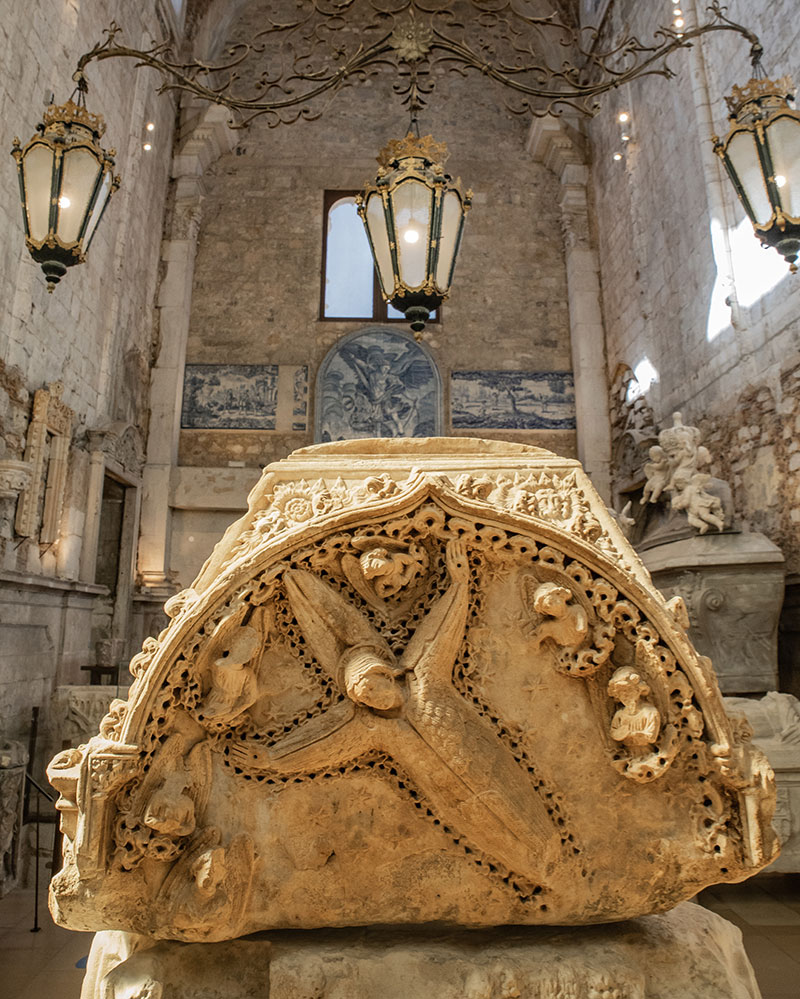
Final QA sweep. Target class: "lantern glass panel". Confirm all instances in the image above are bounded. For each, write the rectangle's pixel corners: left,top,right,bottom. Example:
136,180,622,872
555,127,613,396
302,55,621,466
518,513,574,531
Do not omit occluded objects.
365,192,394,294
57,147,102,244
22,143,55,242
764,115,800,218
83,170,113,250
393,178,432,288
726,130,773,225
436,189,462,291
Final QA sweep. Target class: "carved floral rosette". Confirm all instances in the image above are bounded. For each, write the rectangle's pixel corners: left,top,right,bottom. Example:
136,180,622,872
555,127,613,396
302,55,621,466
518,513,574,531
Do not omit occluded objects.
47,441,778,942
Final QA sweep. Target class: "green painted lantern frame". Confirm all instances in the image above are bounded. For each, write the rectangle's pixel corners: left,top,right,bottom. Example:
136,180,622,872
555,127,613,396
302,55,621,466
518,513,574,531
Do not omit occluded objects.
714,75,800,271
11,97,120,291
357,134,472,336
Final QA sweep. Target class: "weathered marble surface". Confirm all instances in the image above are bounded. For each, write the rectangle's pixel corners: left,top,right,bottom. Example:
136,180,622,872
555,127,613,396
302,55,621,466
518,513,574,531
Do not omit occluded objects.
84,903,761,999
48,439,777,941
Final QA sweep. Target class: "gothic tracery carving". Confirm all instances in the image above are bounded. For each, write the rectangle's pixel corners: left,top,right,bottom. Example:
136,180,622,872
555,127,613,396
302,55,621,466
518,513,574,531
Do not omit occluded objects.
47,443,778,939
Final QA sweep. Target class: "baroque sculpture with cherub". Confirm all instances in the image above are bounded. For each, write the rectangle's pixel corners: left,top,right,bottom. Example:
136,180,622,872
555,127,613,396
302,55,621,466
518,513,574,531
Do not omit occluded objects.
641,412,727,534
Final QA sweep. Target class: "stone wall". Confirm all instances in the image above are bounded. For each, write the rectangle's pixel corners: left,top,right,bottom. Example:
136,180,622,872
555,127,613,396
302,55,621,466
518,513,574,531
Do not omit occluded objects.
0,0,177,756
167,0,578,585
588,0,800,579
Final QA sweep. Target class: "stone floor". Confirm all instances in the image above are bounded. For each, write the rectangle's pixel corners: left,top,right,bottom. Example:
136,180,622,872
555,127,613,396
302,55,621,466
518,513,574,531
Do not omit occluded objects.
0,875,798,998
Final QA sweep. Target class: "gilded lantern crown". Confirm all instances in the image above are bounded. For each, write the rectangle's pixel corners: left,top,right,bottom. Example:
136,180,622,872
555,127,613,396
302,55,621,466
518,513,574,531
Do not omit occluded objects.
724,75,795,121
41,99,107,138
377,133,449,170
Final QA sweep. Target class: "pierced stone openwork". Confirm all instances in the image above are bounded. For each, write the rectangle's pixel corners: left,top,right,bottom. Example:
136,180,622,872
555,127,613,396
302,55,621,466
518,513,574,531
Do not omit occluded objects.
47,441,777,942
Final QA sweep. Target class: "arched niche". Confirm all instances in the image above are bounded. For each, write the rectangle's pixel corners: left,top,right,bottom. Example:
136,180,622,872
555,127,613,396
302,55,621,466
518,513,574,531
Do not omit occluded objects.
315,327,442,443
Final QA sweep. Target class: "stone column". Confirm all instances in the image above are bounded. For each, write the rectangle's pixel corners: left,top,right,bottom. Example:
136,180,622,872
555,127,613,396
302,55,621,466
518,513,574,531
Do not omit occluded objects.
78,445,106,583
527,118,612,504
136,106,237,604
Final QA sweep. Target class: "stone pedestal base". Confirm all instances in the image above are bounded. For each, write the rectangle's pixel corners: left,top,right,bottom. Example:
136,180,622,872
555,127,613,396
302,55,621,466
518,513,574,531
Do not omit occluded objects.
725,692,800,873
639,531,784,694
83,902,761,999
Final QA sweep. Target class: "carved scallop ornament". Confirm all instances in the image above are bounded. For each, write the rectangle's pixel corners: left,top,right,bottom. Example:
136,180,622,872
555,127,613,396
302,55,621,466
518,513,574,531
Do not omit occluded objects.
48,439,778,942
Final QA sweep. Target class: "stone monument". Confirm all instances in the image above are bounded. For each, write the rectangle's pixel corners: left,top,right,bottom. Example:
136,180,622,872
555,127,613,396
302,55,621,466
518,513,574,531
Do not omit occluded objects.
724,691,800,872
638,413,784,694
47,440,777,997
0,739,28,897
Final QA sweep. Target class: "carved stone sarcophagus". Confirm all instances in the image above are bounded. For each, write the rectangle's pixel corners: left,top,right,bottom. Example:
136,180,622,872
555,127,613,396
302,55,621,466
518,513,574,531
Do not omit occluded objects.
47,439,777,941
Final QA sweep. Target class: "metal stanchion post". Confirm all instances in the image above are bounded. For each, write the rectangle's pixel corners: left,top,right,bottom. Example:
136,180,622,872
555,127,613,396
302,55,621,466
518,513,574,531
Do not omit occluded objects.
31,788,40,933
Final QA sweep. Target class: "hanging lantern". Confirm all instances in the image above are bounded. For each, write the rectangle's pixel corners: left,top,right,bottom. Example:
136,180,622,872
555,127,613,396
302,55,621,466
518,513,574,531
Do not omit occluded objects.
11,93,119,292
714,75,800,272
357,133,472,337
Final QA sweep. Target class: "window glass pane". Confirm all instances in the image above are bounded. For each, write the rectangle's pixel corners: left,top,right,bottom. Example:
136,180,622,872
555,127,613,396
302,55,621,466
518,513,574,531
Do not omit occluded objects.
324,196,375,318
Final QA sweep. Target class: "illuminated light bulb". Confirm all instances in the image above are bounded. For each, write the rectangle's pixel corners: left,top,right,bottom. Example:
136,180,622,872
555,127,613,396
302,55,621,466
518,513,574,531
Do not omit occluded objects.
674,17,685,27
776,174,787,188
58,195,71,209
613,152,623,161
143,142,152,151
621,133,631,142
403,229,420,244
618,111,630,123
146,122,155,132
673,8,682,15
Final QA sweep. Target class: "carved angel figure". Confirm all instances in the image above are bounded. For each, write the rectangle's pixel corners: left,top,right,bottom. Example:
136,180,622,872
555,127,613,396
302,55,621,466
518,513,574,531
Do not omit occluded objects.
669,471,724,534
607,667,661,748
231,539,560,883
526,581,589,652
642,445,670,504
200,625,262,724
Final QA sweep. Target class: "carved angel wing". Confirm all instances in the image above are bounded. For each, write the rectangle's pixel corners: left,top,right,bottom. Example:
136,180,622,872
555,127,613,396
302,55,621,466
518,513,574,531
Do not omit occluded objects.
283,569,394,680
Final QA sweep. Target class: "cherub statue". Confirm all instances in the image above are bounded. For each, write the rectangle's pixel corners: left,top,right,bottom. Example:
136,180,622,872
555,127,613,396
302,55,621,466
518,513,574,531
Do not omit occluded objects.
669,471,724,534
231,539,561,883
607,667,661,748
526,581,589,652
642,444,670,504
